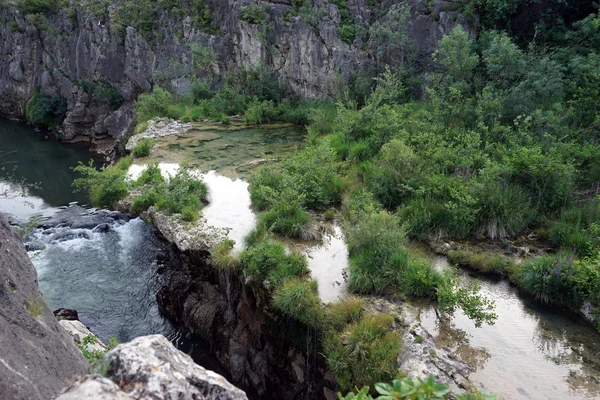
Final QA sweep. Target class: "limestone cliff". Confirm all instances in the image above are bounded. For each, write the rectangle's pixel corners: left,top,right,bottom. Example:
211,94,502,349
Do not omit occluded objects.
0,0,472,150
0,213,88,400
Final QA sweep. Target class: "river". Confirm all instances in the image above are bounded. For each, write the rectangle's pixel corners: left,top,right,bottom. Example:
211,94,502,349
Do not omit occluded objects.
2,118,600,400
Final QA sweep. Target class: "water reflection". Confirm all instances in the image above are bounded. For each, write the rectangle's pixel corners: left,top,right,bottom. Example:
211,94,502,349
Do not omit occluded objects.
420,257,600,399
0,118,101,220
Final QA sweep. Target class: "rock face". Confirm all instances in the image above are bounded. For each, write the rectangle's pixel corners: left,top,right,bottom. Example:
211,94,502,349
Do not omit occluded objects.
56,335,249,400
157,251,321,399
0,213,88,400
0,0,472,150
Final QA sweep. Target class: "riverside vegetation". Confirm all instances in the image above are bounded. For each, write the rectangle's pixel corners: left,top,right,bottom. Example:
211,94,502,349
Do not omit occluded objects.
70,3,600,399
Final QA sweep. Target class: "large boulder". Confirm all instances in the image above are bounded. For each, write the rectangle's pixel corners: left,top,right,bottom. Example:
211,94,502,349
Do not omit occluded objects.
0,213,88,400
55,335,248,400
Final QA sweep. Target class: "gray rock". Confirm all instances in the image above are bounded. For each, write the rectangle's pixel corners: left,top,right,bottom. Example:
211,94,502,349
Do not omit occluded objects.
54,376,133,400
56,335,248,400
0,213,88,400
0,1,472,151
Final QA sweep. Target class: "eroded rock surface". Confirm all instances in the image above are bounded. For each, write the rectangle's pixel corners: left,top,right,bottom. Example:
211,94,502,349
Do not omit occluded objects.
125,118,193,152
0,213,88,400
55,335,248,400
0,1,471,149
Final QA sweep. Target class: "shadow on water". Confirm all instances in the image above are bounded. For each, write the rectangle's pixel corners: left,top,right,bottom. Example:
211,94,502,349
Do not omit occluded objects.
418,255,600,400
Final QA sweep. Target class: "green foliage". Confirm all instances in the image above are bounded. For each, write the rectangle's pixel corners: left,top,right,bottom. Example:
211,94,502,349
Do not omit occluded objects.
473,181,533,239
73,161,129,208
79,80,123,111
210,240,240,272
239,241,308,286
259,189,312,239
338,376,497,400
324,313,402,393
250,145,342,211
513,253,581,307
25,88,67,129
272,278,324,328
156,167,208,221
345,211,407,294
135,162,164,186
326,297,363,331
437,271,497,328
239,4,267,25
132,138,156,157
17,0,66,14
448,251,513,276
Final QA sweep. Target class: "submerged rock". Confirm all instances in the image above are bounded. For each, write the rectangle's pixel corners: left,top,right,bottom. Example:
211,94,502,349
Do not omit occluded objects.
0,213,88,400
55,335,248,400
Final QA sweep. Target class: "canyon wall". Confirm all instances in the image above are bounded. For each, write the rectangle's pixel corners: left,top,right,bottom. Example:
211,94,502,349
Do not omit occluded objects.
0,0,472,150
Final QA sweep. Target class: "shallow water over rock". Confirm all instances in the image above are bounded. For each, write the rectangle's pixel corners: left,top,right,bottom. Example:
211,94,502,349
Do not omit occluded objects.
419,256,600,400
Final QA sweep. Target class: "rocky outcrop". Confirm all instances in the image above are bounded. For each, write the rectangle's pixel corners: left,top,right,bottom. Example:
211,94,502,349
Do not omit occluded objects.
157,251,321,399
0,213,88,400
363,298,474,396
56,335,249,400
0,0,472,150
125,118,192,152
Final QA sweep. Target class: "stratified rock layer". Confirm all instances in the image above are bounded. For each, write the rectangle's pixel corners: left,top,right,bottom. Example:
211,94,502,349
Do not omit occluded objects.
0,213,88,400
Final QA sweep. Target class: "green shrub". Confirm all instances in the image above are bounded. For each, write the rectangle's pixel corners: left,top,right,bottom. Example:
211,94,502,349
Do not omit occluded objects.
73,161,129,208
135,163,164,186
244,225,268,247
210,240,240,272
17,0,66,14
25,88,67,129
240,241,307,286
345,211,408,293
132,138,156,157
259,191,312,239
114,156,133,171
156,168,208,221
244,99,276,124
474,182,534,239
400,259,443,298
239,4,267,25
448,250,512,275
131,189,160,214
326,297,363,331
513,253,580,307
135,87,174,123
272,278,324,328
324,313,402,393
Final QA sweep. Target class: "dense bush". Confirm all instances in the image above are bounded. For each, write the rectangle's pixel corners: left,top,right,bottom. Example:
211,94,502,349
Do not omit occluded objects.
324,313,402,393
72,161,129,208
239,241,308,285
513,253,580,307
132,138,156,157
25,88,67,129
259,190,312,239
155,168,208,221
272,278,324,328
